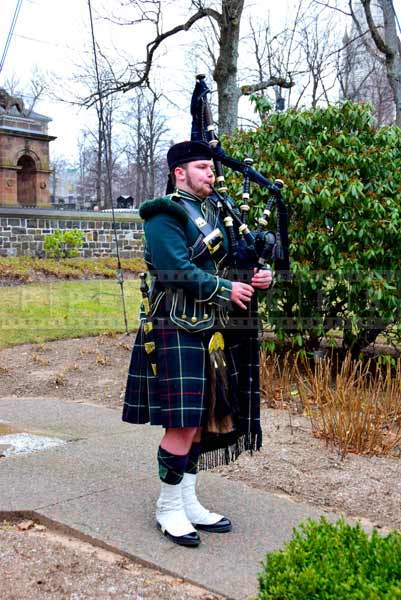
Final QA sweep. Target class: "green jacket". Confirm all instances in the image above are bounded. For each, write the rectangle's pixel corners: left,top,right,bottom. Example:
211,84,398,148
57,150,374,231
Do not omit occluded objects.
140,189,233,332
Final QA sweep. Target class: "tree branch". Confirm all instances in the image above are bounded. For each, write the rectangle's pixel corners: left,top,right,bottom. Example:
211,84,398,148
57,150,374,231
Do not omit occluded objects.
241,77,295,95
360,0,392,58
84,8,220,106
313,0,351,17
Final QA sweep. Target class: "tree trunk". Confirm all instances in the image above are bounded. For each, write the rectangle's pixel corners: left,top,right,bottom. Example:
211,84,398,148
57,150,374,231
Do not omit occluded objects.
361,0,401,126
381,0,401,126
213,0,244,135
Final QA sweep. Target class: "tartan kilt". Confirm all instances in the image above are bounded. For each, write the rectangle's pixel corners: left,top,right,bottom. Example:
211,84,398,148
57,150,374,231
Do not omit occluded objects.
123,319,208,428
122,318,262,464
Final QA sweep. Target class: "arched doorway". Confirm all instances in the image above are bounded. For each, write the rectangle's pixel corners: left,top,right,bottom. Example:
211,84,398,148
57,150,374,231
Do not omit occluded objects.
17,155,36,206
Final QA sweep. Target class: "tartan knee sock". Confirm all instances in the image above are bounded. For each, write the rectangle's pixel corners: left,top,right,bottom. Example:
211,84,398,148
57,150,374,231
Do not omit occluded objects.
184,442,202,475
157,446,188,485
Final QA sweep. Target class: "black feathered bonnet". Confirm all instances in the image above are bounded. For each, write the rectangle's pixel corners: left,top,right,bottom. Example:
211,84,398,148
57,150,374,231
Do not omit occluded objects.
167,141,212,171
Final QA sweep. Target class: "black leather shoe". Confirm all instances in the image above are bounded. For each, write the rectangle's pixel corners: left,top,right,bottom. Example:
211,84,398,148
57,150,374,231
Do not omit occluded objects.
157,522,201,546
194,517,232,533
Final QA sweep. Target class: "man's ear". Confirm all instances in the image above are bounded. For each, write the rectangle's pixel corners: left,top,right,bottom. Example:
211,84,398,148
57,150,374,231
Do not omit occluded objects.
174,166,186,182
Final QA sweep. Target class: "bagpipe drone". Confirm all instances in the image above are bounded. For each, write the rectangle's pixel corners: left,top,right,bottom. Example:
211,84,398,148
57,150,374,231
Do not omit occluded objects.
190,74,290,279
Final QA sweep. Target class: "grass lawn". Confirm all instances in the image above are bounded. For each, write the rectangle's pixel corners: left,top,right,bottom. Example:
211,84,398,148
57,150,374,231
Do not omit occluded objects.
0,256,146,283
0,279,141,348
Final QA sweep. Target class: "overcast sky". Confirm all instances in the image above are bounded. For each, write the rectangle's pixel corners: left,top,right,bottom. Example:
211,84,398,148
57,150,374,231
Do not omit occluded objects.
1,0,401,164
1,0,91,160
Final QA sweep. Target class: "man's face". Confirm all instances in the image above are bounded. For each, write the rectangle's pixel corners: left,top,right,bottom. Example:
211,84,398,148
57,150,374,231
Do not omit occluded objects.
175,160,215,199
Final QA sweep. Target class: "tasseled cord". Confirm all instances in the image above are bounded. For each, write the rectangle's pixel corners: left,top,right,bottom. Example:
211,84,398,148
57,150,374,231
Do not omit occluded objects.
198,432,262,471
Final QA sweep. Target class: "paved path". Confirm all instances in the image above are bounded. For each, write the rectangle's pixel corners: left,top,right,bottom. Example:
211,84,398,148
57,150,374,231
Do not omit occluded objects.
0,398,336,600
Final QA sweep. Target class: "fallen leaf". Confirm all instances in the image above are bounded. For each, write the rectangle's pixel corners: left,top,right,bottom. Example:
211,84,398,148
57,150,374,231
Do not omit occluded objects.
17,520,35,531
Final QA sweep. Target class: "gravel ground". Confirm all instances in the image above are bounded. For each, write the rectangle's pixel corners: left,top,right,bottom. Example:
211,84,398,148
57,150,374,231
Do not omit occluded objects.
0,519,225,600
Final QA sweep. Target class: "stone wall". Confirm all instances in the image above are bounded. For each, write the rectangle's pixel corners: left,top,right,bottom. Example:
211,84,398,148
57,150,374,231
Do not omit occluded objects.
0,207,144,258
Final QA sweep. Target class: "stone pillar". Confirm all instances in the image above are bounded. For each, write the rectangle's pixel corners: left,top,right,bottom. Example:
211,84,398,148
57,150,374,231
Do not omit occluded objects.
0,167,17,205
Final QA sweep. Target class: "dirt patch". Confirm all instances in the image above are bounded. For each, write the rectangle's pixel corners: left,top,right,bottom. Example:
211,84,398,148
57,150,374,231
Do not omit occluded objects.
1,333,400,597
0,519,223,600
0,333,132,408
215,410,400,532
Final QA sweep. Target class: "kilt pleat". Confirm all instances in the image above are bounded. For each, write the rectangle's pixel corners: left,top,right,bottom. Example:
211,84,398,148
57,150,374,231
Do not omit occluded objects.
157,321,208,427
123,320,208,428
225,329,261,434
122,324,154,424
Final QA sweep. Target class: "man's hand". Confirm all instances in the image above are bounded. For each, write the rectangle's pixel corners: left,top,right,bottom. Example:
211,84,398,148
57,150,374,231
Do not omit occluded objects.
230,281,254,310
251,267,273,290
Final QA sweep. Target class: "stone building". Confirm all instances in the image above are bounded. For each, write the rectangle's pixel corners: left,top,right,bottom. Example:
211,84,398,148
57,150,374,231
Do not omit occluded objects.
0,105,56,207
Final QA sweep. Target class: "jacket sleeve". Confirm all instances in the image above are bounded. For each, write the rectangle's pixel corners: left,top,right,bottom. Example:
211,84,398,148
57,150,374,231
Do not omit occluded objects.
144,213,232,305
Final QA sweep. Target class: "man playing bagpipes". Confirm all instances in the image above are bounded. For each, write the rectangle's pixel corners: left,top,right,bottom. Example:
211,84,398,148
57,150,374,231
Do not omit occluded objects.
122,77,289,548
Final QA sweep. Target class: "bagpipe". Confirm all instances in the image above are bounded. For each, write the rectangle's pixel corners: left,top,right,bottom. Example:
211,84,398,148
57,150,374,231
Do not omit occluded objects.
190,74,290,279
140,76,291,373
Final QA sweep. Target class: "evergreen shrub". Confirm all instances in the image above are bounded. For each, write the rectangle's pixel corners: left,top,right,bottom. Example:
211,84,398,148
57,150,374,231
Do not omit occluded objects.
225,101,401,355
255,517,401,600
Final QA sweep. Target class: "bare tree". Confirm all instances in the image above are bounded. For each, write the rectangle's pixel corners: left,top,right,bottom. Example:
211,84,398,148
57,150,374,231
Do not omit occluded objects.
239,13,301,117
339,24,394,124
2,68,48,113
84,0,293,135
122,87,169,204
67,49,123,208
239,1,342,116
77,132,97,208
82,94,120,208
357,0,401,126
319,0,401,125
298,9,340,107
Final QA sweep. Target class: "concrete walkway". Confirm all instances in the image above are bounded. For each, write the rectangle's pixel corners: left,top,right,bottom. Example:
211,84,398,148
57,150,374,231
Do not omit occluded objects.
0,398,337,600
